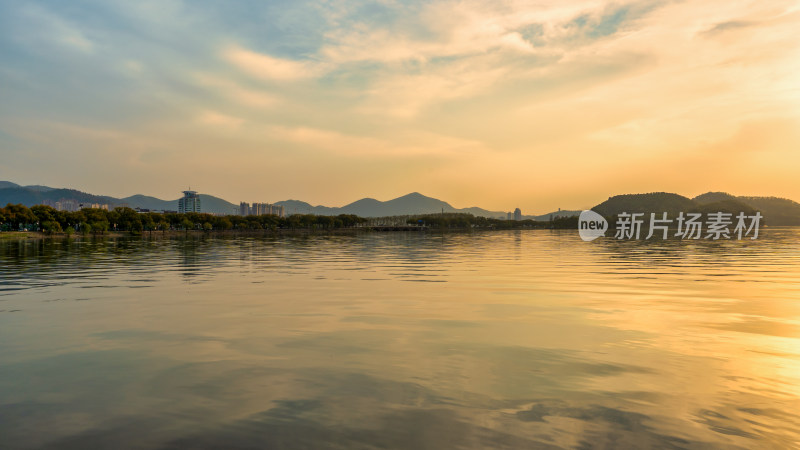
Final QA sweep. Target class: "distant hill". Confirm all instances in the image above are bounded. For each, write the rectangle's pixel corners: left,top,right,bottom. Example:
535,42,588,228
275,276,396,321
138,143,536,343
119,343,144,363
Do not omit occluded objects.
6,180,796,223
273,200,341,216
593,192,698,217
117,193,236,214
196,195,238,215
694,192,800,225
693,192,737,203
118,194,174,211
0,186,117,207
0,182,237,214
2,183,503,217
527,210,582,221
693,199,758,217
0,181,57,192
344,192,455,216
2,180,577,218
119,194,238,214
23,185,56,192
461,207,508,219
592,192,797,225
276,192,513,218
121,193,236,214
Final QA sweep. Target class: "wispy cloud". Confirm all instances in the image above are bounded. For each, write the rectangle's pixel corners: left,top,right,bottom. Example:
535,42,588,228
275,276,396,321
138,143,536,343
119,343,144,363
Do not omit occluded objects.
14,3,95,53
224,45,322,81
1,0,799,209
194,74,279,108
701,20,759,36
265,124,486,157
197,110,244,129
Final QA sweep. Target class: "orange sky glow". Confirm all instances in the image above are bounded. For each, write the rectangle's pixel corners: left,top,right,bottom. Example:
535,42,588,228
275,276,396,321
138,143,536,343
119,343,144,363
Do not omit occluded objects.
1,1,798,213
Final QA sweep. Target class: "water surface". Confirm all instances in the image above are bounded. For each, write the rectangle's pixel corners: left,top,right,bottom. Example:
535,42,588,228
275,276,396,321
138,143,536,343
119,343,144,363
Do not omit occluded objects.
2,230,800,448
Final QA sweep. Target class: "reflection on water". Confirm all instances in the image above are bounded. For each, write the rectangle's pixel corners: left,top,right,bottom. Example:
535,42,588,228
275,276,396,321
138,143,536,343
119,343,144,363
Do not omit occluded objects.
1,230,800,448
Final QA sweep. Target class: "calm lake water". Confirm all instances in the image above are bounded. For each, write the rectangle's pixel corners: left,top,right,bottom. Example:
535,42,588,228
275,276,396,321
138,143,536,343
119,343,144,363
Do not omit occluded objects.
2,230,800,449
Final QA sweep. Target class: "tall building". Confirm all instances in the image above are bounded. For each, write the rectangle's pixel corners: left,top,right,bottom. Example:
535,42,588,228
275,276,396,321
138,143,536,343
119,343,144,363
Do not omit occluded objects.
251,202,269,215
514,208,522,221
506,212,512,220
58,199,80,212
238,202,285,217
178,190,201,213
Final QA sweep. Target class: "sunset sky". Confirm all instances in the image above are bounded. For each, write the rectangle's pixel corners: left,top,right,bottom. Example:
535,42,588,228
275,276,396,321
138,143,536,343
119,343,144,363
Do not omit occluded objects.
1,0,798,213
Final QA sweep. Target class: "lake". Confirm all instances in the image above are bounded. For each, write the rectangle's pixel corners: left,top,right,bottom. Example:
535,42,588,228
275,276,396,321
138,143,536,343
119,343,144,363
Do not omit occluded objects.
1,230,800,449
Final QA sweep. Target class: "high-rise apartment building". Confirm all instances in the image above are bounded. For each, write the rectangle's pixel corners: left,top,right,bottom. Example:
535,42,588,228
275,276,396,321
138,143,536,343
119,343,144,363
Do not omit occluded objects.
237,201,285,217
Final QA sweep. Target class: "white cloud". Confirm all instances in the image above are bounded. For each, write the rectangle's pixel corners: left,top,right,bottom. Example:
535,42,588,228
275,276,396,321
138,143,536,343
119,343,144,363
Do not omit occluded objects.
224,45,322,80
194,74,279,108
18,4,95,53
197,110,244,129
265,125,485,157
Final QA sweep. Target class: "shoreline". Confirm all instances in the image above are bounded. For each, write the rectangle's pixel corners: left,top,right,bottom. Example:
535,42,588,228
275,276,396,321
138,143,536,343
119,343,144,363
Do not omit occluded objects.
0,226,563,241
2,225,792,242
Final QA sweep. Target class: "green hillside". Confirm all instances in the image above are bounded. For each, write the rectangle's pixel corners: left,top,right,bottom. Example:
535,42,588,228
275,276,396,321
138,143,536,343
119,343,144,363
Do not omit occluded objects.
594,192,761,224
0,187,117,207
694,192,800,225
592,193,697,217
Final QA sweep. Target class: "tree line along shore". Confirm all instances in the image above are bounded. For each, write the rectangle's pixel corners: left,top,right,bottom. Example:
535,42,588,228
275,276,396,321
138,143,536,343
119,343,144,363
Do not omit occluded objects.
0,203,579,237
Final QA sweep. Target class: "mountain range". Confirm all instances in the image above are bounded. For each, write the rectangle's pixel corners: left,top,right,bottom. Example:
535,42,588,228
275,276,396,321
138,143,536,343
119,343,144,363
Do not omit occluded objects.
593,192,800,225
0,181,570,219
274,193,578,220
0,181,237,215
2,181,799,224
